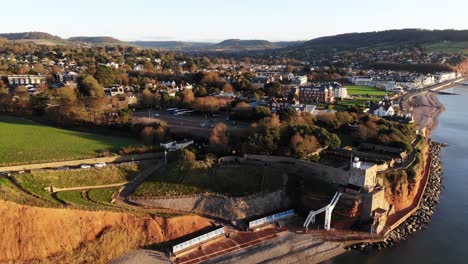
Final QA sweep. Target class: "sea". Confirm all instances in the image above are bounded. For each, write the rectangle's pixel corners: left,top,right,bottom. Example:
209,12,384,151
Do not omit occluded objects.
327,85,468,264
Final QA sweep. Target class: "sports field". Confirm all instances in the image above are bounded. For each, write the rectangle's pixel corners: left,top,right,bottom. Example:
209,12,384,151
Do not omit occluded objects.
346,85,394,96
0,116,139,165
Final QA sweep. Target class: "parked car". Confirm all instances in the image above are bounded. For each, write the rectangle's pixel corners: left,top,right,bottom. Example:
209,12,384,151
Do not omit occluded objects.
94,162,107,168
80,164,91,169
200,123,206,127
153,113,160,117
57,166,69,171
0,171,11,177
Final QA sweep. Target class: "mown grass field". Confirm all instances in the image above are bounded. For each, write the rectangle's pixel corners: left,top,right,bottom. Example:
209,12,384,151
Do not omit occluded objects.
88,188,118,204
338,97,380,107
0,116,139,166
134,164,285,197
14,163,139,201
56,190,96,207
346,85,393,96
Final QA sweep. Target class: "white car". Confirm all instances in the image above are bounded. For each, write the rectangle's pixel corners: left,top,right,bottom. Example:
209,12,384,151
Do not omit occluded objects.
94,162,107,168
80,164,91,169
153,113,160,117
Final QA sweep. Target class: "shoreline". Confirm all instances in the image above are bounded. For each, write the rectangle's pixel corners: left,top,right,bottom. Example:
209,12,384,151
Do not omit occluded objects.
110,79,466,264
405,77,467,135
339,79,467,257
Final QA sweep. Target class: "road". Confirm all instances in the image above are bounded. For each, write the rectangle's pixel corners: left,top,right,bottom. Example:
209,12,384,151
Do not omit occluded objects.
133,109,250,137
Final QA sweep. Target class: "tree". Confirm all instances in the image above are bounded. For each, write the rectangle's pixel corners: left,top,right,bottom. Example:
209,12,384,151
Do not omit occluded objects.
182,89,195,104
30,93,50,116
222,84,234,93
79,75,104,97
209,123,229,154
264,82,283,98
290,133,321,159
55,86,77,102
253,106,271,120
14,86,29,100
191,96,223,113
94,66,117,87
142,89,154,107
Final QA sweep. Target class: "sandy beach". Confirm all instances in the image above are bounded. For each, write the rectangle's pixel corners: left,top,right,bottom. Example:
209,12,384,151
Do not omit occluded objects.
405,78,467,134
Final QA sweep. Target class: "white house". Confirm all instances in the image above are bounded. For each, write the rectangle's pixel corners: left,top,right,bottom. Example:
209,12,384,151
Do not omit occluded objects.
373,104,395,117
333,86,348,99
294,75,308,86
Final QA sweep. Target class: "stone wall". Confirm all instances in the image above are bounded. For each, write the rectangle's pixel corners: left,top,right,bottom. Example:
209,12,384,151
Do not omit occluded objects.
220,154,349,185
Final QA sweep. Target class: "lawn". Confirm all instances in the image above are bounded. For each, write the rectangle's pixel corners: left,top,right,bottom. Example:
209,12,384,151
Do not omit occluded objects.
13,163,139,201
56,190,96,207
346,85,393,96
88,188,118,204
338,97,380,107
134,164,285,197
0,116,140,166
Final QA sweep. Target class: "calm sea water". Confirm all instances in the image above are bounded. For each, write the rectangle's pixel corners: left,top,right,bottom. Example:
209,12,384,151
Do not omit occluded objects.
327,85,468,264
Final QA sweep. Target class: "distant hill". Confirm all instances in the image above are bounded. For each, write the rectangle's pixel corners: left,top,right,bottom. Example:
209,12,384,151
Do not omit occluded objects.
68,36,123,44
0,32,62,41
210,39,280,51
281,29,468,55
130,41,213,50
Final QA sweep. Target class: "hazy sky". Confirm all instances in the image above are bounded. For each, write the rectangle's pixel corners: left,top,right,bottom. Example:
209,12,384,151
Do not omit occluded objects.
0,0,466,42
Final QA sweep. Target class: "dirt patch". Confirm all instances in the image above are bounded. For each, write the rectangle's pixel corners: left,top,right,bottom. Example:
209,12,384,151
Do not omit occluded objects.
0,200,211,263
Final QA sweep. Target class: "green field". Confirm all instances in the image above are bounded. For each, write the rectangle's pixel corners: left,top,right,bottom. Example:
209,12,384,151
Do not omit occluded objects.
14,163,139,201
346,85,393,96
134,164,285,197
56,190,96,207
88,188,118,204
425,41,468,55
0,116,139,165
338,97,380,107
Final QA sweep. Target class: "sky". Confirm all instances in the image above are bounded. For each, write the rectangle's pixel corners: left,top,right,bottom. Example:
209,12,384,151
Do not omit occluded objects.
0,0,467,42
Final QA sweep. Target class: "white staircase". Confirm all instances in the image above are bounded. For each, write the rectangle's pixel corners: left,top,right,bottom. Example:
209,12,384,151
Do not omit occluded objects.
303,192,342,230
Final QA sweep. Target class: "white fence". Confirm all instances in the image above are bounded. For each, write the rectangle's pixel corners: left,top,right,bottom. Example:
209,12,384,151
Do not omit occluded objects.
172,227,225,253
248,209,295,229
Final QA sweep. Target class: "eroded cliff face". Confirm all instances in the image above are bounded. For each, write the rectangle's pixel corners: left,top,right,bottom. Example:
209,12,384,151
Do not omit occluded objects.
0,200,211,263
384,146,429,212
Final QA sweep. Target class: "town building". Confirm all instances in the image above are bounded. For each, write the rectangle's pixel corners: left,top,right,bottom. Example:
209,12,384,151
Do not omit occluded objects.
6,75,46,87
333,86,348,99
299,84,334,104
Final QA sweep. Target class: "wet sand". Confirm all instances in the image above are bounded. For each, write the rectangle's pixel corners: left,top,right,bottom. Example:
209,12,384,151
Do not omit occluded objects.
409,92,445,133
406,78,467,134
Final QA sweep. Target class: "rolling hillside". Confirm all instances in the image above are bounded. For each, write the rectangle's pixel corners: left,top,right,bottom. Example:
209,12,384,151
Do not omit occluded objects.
0,32,62,41
130,41,213,50
279,29,468,55
68,36,123,44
